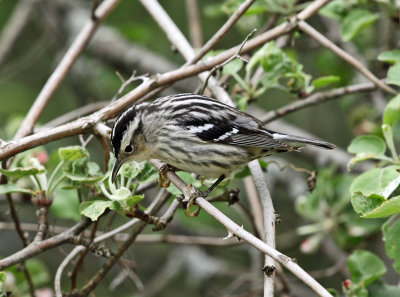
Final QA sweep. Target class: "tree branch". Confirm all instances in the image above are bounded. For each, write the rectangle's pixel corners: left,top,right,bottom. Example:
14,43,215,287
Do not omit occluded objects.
261,81,378,123
248,160,276,297
187,0,256,64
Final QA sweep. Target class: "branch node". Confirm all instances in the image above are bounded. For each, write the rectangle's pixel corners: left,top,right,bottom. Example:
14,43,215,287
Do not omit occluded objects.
262,265,276,276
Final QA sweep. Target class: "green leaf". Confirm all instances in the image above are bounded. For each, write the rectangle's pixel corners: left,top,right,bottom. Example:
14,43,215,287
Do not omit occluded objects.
0,184,35,195
319,0,347,20
382,218,400,274
312,75,340,89
0,165,46,178
348,153,391,171
348,135,386,155
352,192,400,218
341,10,379,41
80,198,119,221
387,63,400,87
363,195,400,218
0,272,6,293
59,146,90,177
382,124,398,160
378,50,400,64
58,146,89,162
135,162,158,184
222,59,243,75
349,166,400,198
383,94,400,127
327,288,339,297
347,250,386,286
351,192,386,216
108,187,132,201
64,173,103,183
126,194,145,207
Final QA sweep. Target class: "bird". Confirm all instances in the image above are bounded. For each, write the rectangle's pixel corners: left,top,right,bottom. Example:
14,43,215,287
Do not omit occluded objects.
110,93,334,212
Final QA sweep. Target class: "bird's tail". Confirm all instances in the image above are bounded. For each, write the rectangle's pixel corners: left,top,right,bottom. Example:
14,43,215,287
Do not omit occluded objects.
272,133,335,150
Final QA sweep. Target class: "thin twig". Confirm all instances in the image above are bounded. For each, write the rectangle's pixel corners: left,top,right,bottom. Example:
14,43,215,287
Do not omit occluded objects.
185,0,203,48
261,81,378,123
0,222,242,246
248,160,276,297
70,220,99,291
298,21,396,95
37,101,108,130
199,28,256,95
188,0,256,64
33,206,50,242
243,176,264,238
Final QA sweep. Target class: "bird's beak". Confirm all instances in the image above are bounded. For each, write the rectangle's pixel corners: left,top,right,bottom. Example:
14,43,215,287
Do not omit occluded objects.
111,159,123,184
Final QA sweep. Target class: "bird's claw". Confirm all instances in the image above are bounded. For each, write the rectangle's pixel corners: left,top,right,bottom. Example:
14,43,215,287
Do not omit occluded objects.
184,184,204,217
158,164,175,188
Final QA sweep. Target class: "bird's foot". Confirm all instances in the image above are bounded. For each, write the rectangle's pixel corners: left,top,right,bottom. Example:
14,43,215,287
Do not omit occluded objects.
158,164,176,188
183,184,206,217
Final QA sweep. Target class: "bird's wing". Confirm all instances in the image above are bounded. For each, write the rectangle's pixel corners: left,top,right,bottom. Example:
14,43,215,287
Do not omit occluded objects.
176,115,292,149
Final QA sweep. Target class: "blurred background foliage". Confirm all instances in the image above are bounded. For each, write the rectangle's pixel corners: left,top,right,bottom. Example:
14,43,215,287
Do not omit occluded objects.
1,0,400,296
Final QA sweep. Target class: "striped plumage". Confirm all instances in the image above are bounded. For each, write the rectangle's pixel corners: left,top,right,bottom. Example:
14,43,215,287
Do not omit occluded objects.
111,93,335,183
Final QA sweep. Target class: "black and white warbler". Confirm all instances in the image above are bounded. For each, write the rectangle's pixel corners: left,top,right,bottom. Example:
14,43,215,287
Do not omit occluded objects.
111,93,334,195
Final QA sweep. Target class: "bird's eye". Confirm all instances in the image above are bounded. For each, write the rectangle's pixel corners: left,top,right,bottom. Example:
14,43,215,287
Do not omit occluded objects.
125,145,133,153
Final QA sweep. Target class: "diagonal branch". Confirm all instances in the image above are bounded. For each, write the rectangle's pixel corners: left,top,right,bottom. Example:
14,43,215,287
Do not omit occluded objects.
187,0,256,64
261,81,378,123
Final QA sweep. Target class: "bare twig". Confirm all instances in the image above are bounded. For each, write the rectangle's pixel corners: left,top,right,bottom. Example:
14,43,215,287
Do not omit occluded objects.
185,0,203,48
298,21,396,95
188,0,256,64
243,176,264,238
248,160,276,297
14,0,122,139
70,220,99,290
199,28,256,95
0,222,242,246
33,206,50,242
38,101,108,130
261,81,378,123
152,198,181,231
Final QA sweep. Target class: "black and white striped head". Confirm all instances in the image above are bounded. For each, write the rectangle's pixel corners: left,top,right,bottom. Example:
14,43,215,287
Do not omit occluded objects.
111,104,150,182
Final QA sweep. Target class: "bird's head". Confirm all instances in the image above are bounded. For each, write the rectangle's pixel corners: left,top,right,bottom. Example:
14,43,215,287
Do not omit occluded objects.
110,104,151,183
